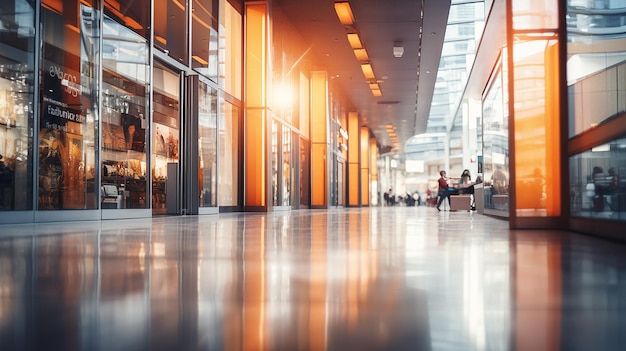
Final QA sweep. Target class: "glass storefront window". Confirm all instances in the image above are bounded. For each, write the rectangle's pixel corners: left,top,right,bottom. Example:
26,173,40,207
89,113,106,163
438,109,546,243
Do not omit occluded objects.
219,0,242,99
218,98,239,206
154,0,188,63
569,137,626,221
192,0,219,81
0,0,35,211
482,63,510,215
101,14,150,209
39,1,99,210
198,82,217,207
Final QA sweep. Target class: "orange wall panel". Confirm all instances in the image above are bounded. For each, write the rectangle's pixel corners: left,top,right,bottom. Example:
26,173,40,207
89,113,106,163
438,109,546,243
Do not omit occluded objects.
244,3,268,207
245,110,266,206
310,71,328,207
311,144,327,206
311,72,327,143
348,163,359,205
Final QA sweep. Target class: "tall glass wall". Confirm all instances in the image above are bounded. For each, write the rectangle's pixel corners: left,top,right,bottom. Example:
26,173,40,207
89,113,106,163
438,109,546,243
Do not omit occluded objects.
218,97,239,207
567,0,626,135
567,0,626,224
268,3,314,209
482,61,509,215
426,0,485,134
0,0,35,211
217,0,242,208
39,0,99,210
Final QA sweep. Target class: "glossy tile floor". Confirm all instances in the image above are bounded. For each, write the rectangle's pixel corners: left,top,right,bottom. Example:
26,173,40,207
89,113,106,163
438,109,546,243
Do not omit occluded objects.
1,207,625,351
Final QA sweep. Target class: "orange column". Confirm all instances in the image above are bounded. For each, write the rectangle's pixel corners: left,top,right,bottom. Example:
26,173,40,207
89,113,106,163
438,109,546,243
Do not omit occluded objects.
310,71,328,208
512,40,561,218
244,3,268,210
347,112,360,206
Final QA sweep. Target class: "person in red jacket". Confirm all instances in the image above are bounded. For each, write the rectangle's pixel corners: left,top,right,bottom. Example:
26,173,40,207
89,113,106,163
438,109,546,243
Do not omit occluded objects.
436,170,458,211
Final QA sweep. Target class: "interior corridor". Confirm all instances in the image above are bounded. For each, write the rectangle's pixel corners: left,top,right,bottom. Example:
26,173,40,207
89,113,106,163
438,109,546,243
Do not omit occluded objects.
0,207,624,350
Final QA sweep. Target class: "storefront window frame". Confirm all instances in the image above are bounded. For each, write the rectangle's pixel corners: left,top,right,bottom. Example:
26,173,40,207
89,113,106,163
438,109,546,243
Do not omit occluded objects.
37,1,101,214
0,0,37,214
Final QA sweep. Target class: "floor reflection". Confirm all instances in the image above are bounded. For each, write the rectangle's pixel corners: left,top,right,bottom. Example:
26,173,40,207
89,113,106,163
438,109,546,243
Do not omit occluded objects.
0,208,625,350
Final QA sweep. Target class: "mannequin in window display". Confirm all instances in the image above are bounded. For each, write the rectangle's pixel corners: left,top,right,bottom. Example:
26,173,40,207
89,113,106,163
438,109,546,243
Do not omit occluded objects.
123,113,145,152
156,126,166,155
167,130,178,159
125,123,145,152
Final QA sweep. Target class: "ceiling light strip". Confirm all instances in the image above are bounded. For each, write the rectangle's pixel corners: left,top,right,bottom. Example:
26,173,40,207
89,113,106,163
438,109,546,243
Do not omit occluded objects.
334,2,355,25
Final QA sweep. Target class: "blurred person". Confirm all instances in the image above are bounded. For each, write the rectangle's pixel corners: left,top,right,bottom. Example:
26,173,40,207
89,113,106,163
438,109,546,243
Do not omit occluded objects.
458,169,476,210
436,170,458,211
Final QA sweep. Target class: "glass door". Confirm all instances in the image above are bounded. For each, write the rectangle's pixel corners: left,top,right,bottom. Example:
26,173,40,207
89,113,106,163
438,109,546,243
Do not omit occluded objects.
100,13,149,211
152,62,181,215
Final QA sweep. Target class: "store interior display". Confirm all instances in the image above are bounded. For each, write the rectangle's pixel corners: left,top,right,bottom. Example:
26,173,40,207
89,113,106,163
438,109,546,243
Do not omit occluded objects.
151,83,180,213
101,78,148,209
0,65,33,211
